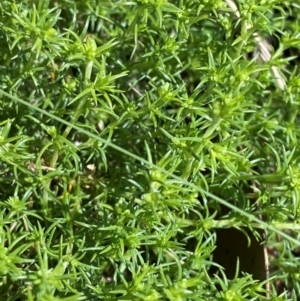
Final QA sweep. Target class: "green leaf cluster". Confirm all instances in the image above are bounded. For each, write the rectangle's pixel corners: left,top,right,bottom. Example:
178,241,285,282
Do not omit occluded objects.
1,0,300,300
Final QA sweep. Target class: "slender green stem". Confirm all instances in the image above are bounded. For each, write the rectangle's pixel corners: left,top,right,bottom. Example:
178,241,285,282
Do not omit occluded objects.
3,89,300,248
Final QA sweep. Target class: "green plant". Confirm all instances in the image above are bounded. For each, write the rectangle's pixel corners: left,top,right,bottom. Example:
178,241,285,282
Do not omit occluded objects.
1,0,300,300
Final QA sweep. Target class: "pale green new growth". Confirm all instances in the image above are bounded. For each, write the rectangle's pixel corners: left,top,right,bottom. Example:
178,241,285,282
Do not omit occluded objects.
0,0,300,300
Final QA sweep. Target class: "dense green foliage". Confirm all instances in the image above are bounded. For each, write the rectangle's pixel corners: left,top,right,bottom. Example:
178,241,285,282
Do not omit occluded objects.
1,0,300,300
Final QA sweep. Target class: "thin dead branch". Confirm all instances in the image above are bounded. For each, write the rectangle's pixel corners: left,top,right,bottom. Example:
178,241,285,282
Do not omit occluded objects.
225,0,286,90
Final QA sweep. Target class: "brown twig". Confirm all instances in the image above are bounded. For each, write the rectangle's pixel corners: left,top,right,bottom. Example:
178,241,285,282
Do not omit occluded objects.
225,0,286,90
